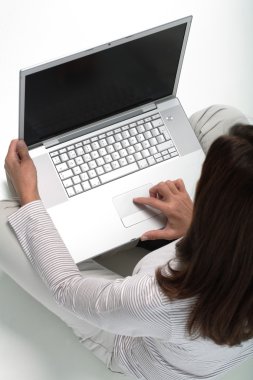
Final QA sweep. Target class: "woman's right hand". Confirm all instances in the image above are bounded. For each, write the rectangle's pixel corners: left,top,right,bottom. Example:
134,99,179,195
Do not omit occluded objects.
133,179,193,241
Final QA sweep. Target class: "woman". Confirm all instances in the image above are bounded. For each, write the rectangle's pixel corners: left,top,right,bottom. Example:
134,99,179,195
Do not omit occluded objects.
1,106,253,379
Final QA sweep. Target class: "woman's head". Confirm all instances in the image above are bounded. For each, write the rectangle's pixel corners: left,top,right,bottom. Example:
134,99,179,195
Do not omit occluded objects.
157,124,253,346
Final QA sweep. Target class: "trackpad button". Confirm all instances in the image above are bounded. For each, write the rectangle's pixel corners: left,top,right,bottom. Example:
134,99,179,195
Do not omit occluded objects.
112,184,161,227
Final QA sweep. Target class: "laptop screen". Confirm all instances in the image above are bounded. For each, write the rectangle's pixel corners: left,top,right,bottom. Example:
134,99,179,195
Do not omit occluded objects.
23,22,187,146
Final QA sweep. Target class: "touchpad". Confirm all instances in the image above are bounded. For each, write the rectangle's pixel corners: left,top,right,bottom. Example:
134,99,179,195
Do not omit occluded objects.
113,183,161,228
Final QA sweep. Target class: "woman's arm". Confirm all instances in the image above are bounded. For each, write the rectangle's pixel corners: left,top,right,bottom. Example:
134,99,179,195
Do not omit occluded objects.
8,200,169,338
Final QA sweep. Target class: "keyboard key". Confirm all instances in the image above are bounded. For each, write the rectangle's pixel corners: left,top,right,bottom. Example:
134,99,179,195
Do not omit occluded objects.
91,151,99,159
147,156,156,165
84,144,92,153
67,160,76,168
90,178,101,188
157,140,174,152
104,163,112,172
144,131,152,139
76,147,84,155
75,156,84,165
138,159,148,169
136,134,145,143
91,142,100,150
129,128,137,136
151,128,159,137
111,161,120,169
75,142,83,148
73,166,81,175
114,133,123,142
144,122,152,130
80,172,89,181
129,136,137,145
81,163,89,172
119,149,127,157
74,184,83,194
96,157,105,166
82,181,91,191
60,153,68,162
104,155,113,163
68,150,77,158
67,159,76,168
56,163,68,172
100,162,138,184
83,153,92,162
96,166,105,175
121,140,130,148
106,135,115,144
142,149,150,158
134,143,142,152
157,134,165,143
99,139,107,147
142,140,150,149
149,137,158,146
63,178,73,188
106,145,115,154
73,175,81,184
168,147,177,153
127,146,135,155
114,142,122,151
99,148,107,156
88,169,97,178
127,155,135,164
66,187,75,197
59,148,67,154
50,151,58,157
152,118,163,127
112,152,120,160
52,156,61,165
60,169,73,180
119,158,127,166
171,152,179,157
134,152,142,161
137,125,145,133
122,130,130,139
67,145,75,151
88,160,97,169
149,146,158,155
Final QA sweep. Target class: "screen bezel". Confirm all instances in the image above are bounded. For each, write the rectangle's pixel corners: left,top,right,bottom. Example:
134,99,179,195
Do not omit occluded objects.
19,16,192,148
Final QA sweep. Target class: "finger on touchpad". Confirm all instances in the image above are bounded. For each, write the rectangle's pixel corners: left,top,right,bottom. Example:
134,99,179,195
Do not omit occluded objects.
112,184,161,228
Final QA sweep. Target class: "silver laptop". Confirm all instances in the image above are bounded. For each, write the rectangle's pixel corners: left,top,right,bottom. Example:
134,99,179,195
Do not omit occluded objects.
19,16,205,263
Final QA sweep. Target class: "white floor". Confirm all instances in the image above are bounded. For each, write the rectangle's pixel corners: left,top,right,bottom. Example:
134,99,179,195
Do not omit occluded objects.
0,1,253,379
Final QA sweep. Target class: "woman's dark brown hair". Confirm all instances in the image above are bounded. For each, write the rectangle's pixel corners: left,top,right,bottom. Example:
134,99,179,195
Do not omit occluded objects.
156,124,253,346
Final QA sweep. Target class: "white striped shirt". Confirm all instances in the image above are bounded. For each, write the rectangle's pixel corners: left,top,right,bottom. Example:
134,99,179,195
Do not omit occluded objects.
8,201,253,380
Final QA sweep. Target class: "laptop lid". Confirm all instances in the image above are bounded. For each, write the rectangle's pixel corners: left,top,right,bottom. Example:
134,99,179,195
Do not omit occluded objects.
19,16,192,149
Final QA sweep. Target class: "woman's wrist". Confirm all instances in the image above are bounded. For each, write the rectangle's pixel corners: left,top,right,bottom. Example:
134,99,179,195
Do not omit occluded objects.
20,191,41,206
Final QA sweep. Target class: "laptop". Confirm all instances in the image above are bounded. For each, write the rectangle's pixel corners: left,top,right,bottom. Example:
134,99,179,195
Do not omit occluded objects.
19,16,205,263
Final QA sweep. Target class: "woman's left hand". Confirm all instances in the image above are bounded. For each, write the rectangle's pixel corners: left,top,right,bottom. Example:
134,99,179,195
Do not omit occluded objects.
5,139,40,206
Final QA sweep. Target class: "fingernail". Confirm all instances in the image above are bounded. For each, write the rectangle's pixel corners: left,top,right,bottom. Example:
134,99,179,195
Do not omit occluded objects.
141,235,148,241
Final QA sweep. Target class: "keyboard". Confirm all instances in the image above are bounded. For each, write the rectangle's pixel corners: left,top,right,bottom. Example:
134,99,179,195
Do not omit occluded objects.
50,113,179,198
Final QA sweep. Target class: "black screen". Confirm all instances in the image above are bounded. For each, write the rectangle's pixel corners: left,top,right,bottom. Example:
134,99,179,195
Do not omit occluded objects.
24,23,187,146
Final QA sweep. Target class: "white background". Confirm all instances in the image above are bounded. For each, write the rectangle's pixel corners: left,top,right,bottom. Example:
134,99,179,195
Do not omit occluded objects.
0,1,252,379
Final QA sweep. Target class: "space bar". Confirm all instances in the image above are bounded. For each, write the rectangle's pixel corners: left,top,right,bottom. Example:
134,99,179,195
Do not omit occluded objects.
100,163,138,184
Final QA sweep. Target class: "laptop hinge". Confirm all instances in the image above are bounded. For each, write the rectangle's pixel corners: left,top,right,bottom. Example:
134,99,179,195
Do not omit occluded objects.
141,102,157,113
43,138,60,149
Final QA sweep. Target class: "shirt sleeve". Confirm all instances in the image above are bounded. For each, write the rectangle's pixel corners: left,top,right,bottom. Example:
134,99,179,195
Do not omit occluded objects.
8,201,171,338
